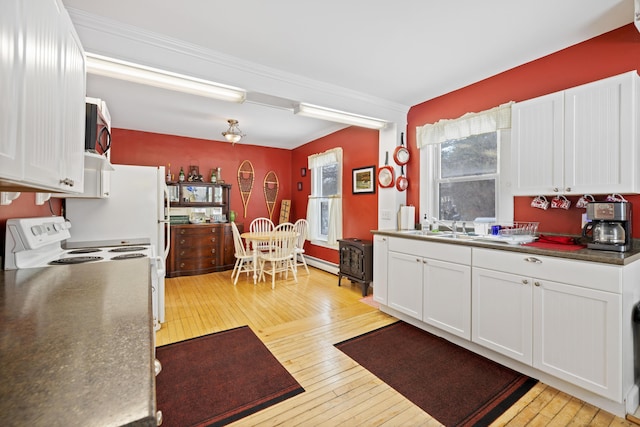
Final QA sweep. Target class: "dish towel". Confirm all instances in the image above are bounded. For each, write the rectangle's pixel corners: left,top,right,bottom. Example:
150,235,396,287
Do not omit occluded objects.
523,235,587,251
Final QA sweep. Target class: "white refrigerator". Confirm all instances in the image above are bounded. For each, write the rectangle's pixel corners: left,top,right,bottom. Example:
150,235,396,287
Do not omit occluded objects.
64,164,170,327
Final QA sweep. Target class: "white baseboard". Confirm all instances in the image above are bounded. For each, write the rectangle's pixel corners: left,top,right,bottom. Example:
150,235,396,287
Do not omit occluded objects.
304,255,339,275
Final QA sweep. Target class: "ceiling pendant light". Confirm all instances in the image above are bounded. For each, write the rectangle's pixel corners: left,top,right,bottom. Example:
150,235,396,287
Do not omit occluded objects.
222,119,245,144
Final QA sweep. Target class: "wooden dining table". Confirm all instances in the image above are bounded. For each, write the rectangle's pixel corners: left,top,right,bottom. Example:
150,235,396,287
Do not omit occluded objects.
240,231,298,284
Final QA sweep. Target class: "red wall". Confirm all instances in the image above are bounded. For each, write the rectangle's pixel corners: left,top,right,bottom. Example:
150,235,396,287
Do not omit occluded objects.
110,129,292,228
406,24,640,236
292,127,379,264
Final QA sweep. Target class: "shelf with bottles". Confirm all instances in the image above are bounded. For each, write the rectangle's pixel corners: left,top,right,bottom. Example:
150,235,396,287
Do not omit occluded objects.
167,182,231,209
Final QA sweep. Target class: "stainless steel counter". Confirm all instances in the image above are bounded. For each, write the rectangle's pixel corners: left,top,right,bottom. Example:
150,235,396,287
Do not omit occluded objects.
372,229,640,265
0,259,156,426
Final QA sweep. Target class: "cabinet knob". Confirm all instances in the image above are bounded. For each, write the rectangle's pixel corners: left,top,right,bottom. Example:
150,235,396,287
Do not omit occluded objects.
211,249,216,254
211,237,216,243
534,281,541,287
553,187,559,192
211,229,216,233
179,263,185,268
524,257,542,264
522,279,529,285
211,260,216,265
565,187,571,192
416,258,421,263
180,230,186,235
179,251,185,256
59,178,75,187
180,240,186,245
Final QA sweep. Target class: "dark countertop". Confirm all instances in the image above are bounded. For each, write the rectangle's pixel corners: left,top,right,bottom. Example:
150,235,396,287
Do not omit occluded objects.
0,259,156,427
372,229,640,266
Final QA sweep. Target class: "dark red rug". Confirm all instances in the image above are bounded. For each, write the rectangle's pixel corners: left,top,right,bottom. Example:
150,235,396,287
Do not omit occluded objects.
156,326,304,427
335,322,537,426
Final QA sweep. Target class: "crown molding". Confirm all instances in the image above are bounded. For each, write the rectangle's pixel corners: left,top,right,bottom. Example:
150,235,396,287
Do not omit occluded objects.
67,8,409,119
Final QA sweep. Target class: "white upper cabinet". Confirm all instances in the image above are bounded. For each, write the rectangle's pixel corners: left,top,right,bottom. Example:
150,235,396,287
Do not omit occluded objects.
511,71,639,196
0,0,85,195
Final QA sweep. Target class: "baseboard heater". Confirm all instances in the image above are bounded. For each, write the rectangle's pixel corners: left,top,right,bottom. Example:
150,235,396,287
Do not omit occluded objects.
304,255,339,275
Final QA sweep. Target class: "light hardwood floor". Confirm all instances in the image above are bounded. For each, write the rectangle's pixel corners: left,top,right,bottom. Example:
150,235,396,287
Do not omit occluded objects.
156,267,637,426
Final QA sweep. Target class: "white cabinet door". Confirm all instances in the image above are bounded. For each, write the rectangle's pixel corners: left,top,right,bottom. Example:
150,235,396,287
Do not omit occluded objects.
0,0,84,194
58,17,86,193
472,267,533,365
533,279,621,401
511,91,564,196
373,235,388,305
511,71,639,196
423,259,471,339
0,0,24,182
22,0,64,189
564,72,636,194
388,251,422,319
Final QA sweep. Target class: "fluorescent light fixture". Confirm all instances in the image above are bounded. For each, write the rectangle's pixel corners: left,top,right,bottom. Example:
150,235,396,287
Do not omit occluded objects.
85,52,246,103
294,103,388,130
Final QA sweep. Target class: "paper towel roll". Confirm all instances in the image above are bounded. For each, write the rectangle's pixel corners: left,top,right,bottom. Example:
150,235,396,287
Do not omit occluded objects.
399,206,415,230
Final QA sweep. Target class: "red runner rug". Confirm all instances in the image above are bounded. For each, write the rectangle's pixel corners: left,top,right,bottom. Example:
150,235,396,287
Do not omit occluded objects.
156,326,304,427
336,322,537,426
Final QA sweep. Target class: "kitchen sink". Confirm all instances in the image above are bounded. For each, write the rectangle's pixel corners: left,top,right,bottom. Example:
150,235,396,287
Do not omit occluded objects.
430,233,477,240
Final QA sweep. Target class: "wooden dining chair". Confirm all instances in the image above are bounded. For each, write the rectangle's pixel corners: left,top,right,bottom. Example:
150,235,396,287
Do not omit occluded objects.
293,219,310,274
249,217,275,251
257,222,297,289
231,221,254,285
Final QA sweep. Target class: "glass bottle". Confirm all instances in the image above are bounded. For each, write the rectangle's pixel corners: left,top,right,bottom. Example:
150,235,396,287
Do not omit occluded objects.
179,167,185,182
166,163,171,182
210,169,217,183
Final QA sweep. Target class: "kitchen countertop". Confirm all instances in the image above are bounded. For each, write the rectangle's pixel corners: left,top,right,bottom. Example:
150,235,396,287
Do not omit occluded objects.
372,229,640,265
0,259,156,426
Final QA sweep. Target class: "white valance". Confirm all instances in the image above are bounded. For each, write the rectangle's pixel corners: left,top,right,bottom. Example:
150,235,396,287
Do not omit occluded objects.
308,147,342,169
416,101,514,148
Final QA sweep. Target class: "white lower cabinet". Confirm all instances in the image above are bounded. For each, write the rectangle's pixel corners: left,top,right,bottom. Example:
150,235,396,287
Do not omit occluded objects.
472,267,533,365
472,248,622,401
372,235,388,305
387,237,471,338
387,251,423,319
423,259,470,339
533,279,621,401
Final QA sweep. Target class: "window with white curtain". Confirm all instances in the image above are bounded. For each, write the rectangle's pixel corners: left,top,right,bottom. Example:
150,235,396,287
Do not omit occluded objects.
417,103,514,225
307,148,343,248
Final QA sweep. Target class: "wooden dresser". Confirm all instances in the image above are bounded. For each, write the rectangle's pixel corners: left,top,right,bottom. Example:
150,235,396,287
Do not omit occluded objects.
167,223,242,277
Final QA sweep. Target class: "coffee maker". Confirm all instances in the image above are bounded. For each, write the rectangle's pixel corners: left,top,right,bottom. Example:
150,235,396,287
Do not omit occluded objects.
582,202,633,252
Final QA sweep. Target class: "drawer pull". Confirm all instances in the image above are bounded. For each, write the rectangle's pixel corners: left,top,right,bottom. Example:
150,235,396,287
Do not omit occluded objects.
180,240,186,245
524,257,542,264
534,281,541,287
522,279,529,285
211,249,216,254
180,229,186,235
211,238,216,243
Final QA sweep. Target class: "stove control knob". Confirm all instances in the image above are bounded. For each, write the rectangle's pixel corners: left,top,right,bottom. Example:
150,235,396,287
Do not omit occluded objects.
31,225,44,236
62,221,72,230
53,223,62,231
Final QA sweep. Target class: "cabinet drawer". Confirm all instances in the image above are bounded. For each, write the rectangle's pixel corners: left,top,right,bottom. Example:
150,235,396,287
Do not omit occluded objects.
175,245,217,259
388,237,471,265
472,248,621,293
174,226,221,237
175,234,219,247
174,257,218,272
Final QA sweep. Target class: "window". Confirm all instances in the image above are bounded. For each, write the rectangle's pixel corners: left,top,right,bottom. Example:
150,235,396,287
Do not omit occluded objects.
438,132,497,221
417,103,514,226
307,148,342,247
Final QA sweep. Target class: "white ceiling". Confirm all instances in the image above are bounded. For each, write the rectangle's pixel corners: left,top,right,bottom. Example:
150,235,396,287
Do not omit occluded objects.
62,0,634,149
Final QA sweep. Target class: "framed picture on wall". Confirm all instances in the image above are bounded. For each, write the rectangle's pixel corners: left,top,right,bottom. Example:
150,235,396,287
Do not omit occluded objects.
352,166,376,194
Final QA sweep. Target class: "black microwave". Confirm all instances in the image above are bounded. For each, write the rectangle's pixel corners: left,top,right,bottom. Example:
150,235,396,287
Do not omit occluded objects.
85,100,111,155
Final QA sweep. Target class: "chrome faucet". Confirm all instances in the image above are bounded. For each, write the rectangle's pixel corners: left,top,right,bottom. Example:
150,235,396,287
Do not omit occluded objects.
431,218,458,235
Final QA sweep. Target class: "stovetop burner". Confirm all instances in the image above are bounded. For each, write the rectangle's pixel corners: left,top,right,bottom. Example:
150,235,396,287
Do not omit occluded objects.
68,248,102,254
109,246,148,253
111,253,147,260
49,256,104,265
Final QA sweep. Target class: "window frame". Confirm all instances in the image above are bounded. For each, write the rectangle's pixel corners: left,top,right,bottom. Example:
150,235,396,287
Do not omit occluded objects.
419,129,513,227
